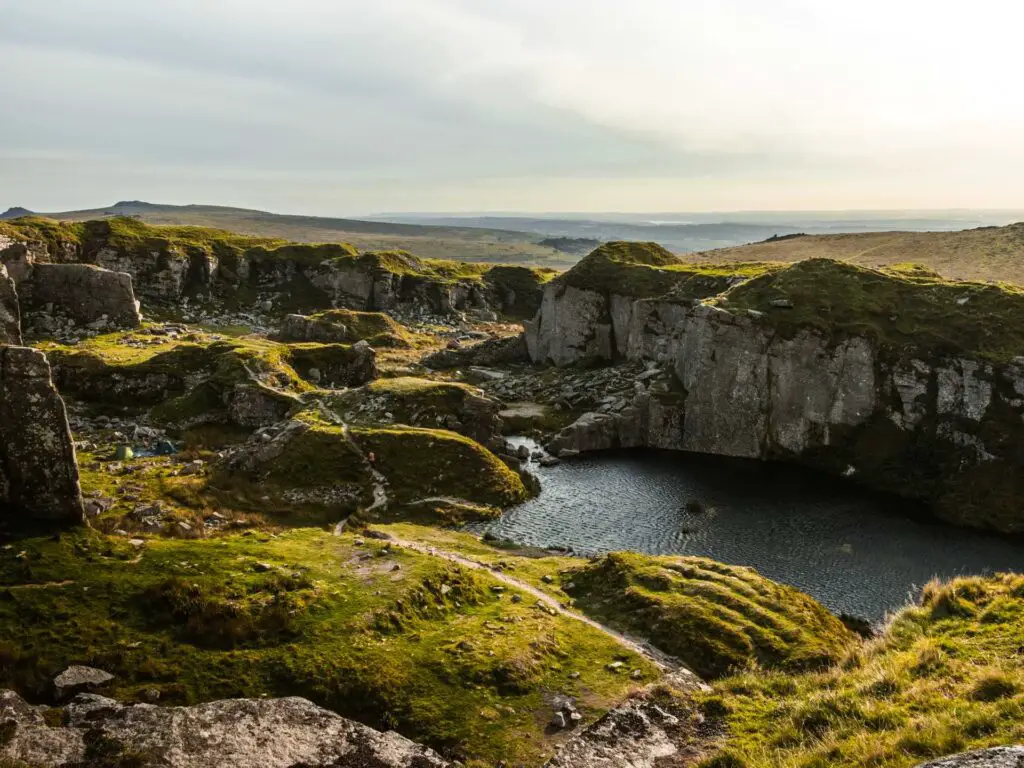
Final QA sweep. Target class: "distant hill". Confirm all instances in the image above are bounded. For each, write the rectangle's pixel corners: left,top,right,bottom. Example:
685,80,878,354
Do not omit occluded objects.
0,207,33,220
23,201,576,266
690,224,1024,285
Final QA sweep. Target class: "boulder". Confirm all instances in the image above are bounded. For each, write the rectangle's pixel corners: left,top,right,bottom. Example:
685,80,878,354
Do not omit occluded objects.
0,689,449,767
53,666,114,700
0,346,84,527
914,748,1024,767
23,263,142,328
423,333,530,369
0,264,21,344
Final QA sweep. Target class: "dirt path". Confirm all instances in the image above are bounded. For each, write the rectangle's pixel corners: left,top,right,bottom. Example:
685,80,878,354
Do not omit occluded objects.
380,534,689,674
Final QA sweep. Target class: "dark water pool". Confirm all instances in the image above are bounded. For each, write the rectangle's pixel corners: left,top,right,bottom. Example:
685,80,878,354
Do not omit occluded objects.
476,445,1024,620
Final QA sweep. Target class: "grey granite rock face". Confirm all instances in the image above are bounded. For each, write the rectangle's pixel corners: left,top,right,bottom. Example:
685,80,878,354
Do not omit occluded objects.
914,747,1024,768
0,346,84,526
24,263,142,327
535,288,1024,530
0,264,21,344
525,283,611,366
0,690,450,767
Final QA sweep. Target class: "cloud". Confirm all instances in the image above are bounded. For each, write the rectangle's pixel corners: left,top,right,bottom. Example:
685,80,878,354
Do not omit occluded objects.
0,0,1022,212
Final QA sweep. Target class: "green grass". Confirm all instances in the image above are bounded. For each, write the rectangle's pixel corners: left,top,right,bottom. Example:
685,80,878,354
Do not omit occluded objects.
0,527,656,766
564,552,854,679
697,573,1024,768
721,258,1024,363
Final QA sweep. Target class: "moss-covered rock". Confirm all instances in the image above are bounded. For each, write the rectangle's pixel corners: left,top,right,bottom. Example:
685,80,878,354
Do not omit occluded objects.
722,258,1024,364
325,377,502,445
352,424,527,513
45,331,315,430
277,309,416,347
565,552,854,679
561,241,774,300
216,411,527,523
2,216,551,320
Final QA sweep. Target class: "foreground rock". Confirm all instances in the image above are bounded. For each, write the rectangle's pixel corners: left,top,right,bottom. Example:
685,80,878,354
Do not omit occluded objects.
545,671,711,768
0,690,449,767
915,748,1024,767
0,346,84,527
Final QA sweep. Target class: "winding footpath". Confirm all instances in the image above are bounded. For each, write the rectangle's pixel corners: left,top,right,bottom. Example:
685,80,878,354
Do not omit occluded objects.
369,530,689,674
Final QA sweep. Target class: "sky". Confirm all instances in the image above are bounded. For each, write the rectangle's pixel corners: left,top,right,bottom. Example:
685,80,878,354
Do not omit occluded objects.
1,0,1023,215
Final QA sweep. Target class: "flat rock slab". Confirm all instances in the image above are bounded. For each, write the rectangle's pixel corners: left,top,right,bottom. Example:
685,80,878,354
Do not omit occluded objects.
53,665,114,697
916,748,1024,768
0,690,449,767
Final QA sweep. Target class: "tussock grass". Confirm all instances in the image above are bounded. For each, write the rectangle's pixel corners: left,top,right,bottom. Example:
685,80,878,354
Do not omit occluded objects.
697,573,1024,768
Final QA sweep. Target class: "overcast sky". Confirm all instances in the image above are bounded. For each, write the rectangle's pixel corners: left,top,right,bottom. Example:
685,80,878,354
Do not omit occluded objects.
1,0,1022,215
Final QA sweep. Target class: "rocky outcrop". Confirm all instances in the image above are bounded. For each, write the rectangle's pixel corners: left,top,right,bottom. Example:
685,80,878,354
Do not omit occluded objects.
537,258,1024,531
278,309,413,347
0,264,21,343
423,333,529,369
0,690,449,767
544,671,710,768
22,263,142,328
288,341,378,388
326,378,503,446
0,346,84,527
914,748,1024,767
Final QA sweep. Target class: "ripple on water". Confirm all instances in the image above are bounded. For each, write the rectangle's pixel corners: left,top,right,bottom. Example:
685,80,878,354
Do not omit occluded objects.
479,445,1024,621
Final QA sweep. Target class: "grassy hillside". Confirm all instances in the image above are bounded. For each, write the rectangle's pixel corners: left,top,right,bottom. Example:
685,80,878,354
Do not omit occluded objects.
699,573,1024,768
692,224,1024,284
16,201,576,267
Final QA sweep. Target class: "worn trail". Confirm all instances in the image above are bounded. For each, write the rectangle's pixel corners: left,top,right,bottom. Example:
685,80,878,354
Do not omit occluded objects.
380,534,688,674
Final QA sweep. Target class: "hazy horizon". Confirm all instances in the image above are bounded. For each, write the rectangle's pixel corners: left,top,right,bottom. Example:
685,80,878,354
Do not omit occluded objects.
2,1,1022,214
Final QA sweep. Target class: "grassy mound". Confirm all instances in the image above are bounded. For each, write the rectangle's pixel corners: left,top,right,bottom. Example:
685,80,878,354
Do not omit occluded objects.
721,258,1024,363
699,573,1024,768
0,528,656,766
565,552,854,679
563,241,775,298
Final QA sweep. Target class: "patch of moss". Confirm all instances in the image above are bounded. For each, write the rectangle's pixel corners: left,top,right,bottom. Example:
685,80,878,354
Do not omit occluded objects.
722,258,1024,363
697,572,1024,768
565,552,854,679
